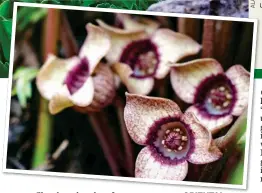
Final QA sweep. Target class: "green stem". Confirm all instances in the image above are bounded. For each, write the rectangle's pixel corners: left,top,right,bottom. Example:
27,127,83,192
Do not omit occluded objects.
199,109,247,182
222,133,246,184
32,99,53,168
32,8,60,169
215,108,247,150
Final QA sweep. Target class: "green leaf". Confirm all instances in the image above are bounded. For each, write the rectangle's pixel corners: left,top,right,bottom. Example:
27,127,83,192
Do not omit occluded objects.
82,0,97,6
0,61,8,77
61,0,83,6
12,66,38,107
16,78,28,107
2,18,11,35
13,66,38,81
0,1,12,63
96,2,122,8
0,0,11,18
40,0,61,4
138,0,150,10
0,19,11,62
130,3,138,10
119,0,136,9
17,7,47,33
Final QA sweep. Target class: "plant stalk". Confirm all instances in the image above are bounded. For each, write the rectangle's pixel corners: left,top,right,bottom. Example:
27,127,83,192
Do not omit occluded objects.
199,109,248,182
202,19,215,58
88,113,121,176
114,96,134,176
32,8,60,169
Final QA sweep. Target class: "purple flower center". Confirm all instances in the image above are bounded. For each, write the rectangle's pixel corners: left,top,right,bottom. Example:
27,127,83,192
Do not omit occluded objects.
208,86,232,109
146,117,195,165
194,74,236,116
120,39,159,78
64,57,89,94
162,127,188,152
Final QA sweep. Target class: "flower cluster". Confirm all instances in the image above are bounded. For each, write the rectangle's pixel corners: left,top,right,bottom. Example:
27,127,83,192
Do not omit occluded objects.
36,14,250,181
37,14,201,114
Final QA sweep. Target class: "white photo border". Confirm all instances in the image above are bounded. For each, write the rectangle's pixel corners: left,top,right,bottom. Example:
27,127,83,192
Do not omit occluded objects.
2,2,258,190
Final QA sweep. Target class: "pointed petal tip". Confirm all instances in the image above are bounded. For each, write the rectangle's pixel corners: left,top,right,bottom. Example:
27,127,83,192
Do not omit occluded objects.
48,86,74,115
125,91,131,97
124,94,182,145
168,58,220,68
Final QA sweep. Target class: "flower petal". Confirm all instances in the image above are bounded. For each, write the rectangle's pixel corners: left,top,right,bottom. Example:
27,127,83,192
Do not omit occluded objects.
49,85,74,114
79,23,111,74
69,77,94,107
97,19,144,34
186,105,233,134
124,93,182,145
170,58,224,103
116,13,160,34
182,112,222,164
151,29,201,79
97,19,147,64
226,65,250,116
135,146,188,180
112,63,154,95
36,54,79,100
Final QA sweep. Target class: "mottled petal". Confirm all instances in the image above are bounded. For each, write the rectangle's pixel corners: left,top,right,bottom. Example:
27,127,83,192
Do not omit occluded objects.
182,112,222,164
135,146,188,180
70,77,94,107
49,85,74,114
36,54,79,100
79,23,111,74
226,65,250,116
151,29,201,79
112,63,154,95
170,58,224,103
186,105,233,134
97,19,147,64
124,93,182,145
116,13,160,34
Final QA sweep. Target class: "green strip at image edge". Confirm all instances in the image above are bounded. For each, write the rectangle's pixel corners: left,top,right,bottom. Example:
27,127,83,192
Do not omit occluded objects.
254,69,262,79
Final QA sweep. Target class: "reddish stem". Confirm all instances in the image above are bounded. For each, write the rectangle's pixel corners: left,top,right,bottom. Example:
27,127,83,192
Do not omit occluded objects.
202,19,215,58
88,113,121,176
98,111,125,165
114,96,134,176
43,9,60,59
60,12,79,56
